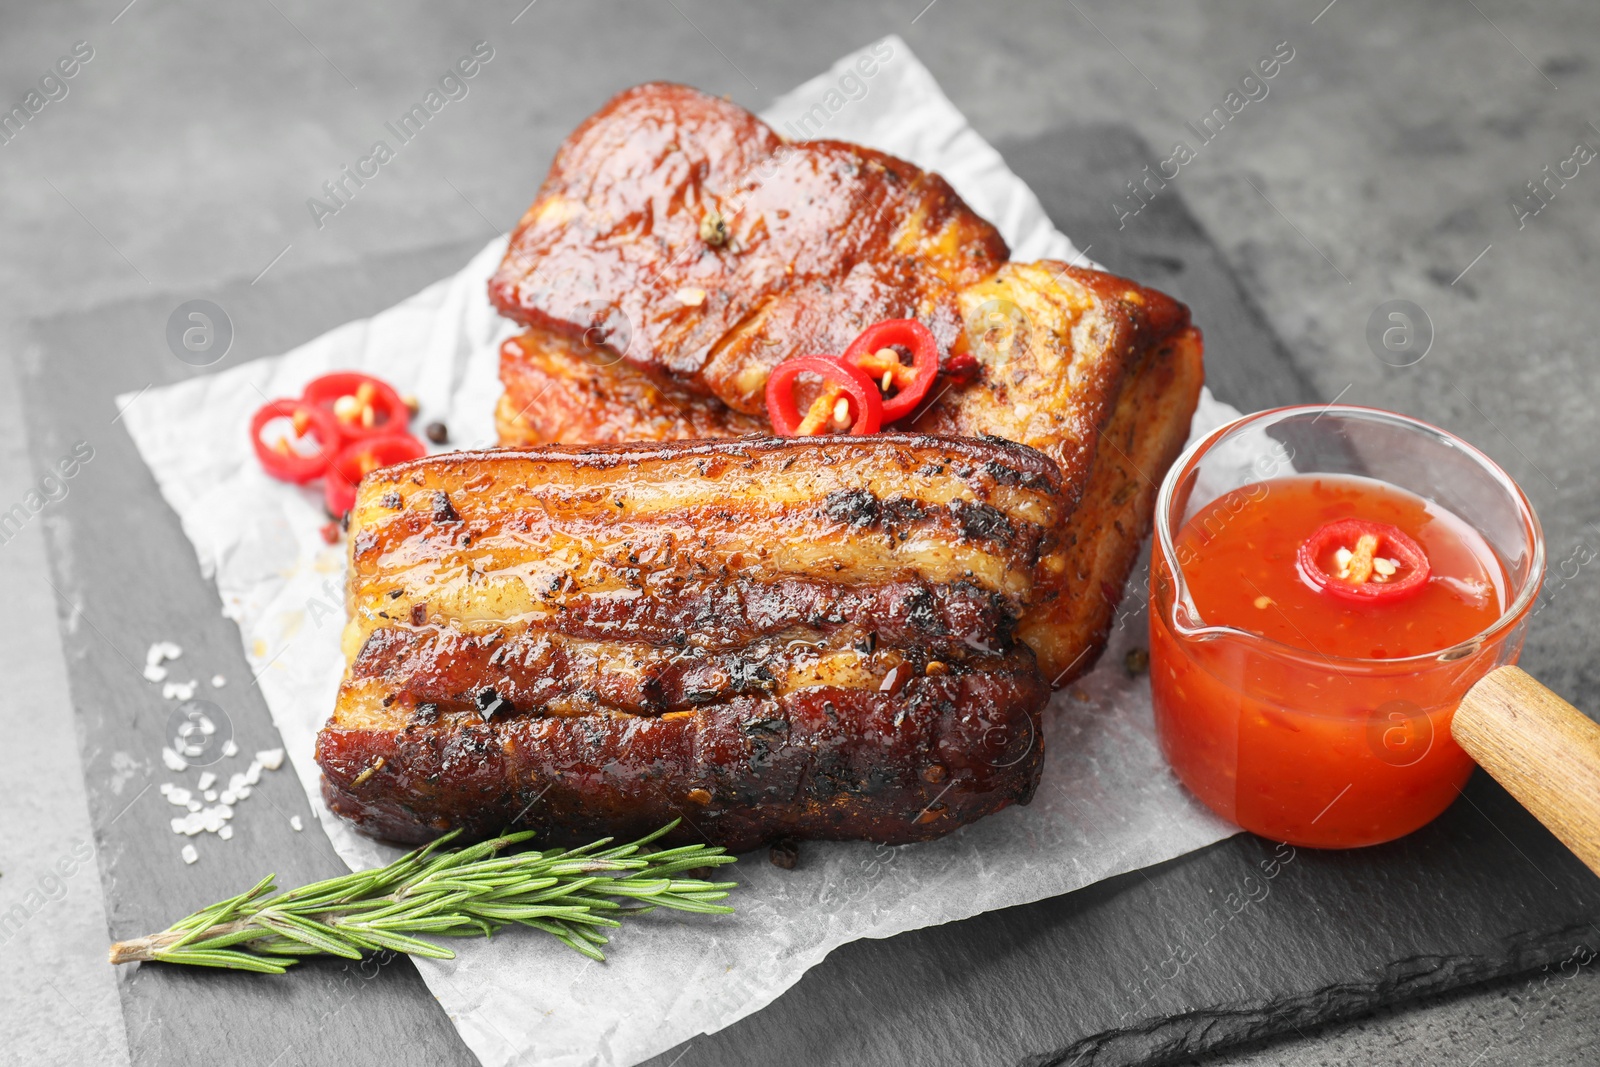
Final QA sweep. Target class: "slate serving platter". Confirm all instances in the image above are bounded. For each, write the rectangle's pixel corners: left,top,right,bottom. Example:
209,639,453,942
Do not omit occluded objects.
22,123,1600,1067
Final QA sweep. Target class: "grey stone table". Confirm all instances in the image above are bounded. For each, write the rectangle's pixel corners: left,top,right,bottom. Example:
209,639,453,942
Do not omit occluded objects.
3,2,1599,1064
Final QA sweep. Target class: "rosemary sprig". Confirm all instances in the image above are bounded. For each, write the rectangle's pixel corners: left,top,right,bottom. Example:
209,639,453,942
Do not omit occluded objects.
108,820,737,972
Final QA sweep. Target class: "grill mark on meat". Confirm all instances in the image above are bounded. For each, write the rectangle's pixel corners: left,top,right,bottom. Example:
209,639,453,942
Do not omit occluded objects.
348,616,1014,719
949,499,1016,544
822,488,879,528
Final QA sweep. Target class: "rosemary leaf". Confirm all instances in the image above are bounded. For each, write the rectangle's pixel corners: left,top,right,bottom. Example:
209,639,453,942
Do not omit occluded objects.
108,820,737,972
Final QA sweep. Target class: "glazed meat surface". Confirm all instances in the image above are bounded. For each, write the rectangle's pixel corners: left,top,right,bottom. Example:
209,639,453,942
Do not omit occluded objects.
317,435,1064,849
496,328,760,447
489,82,1008,416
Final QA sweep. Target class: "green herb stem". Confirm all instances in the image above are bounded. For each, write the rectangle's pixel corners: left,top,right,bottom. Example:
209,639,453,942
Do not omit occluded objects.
108,820,737,971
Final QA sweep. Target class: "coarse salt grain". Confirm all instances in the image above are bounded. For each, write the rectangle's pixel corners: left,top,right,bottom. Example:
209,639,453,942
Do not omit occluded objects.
145,641,178,667
211,674,226,688
181,844,198,865
142,663,168,683
161,747,188,772
162,679,198,701
290,816,303,832
161,733,289,846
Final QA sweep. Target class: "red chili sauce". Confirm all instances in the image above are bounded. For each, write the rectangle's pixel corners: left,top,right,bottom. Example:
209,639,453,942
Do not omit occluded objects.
1150,474,1509,847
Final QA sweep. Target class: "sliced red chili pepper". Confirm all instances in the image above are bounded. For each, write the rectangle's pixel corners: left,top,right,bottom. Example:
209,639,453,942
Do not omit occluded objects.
250,399,341,484
323,433,427,517
1297,519,1431,602
841,319,939,423
302,372,409,445
765,355,883,436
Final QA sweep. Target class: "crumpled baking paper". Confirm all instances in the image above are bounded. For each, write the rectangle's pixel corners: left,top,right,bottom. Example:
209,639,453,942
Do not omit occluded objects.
120,36,1240,1067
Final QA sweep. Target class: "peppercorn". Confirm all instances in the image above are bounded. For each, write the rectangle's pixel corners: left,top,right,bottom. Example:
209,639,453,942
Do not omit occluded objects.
769,838,799,870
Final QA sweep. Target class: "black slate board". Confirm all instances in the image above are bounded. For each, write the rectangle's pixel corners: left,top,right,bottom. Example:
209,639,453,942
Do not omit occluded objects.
22,123,1599,1067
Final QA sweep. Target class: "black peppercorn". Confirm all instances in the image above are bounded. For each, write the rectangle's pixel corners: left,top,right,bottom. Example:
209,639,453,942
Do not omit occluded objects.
769,837,800,870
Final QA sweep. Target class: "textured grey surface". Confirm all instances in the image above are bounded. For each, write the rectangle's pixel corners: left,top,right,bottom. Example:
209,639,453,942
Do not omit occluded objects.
3,1,1600,1065
15,243,491,1067
0,331,130,1067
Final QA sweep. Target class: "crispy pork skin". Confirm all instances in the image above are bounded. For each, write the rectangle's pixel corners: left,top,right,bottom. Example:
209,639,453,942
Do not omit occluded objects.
316,435,1063,849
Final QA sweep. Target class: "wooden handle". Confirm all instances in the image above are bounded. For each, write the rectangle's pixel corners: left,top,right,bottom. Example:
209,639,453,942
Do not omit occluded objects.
1452,665,1600,878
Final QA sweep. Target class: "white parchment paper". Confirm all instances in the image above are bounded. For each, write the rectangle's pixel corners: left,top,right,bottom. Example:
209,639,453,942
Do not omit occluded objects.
120,37,1240,1067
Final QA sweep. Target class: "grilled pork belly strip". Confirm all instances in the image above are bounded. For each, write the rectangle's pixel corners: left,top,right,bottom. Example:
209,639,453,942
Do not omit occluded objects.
489,82,1008,415
318,435,1062,848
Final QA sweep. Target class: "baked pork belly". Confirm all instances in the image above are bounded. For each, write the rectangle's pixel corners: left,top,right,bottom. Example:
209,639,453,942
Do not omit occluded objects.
911,261,1205,683
487,83,1204,684
489,82,1008,416
316,435,1063,849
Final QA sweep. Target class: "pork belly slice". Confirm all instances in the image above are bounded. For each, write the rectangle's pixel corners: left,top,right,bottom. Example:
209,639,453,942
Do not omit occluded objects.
912,261,1204,684
489,82,1008,415
317,435,1063,849
496,328,760,447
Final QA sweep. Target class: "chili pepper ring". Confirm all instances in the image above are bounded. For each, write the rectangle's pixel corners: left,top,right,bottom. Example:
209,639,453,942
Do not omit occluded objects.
765,355,884,436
